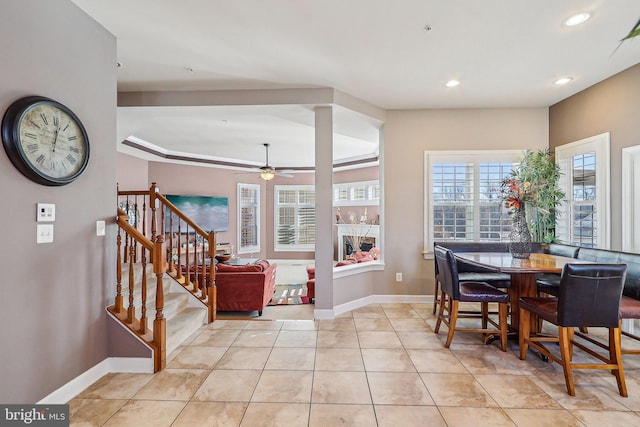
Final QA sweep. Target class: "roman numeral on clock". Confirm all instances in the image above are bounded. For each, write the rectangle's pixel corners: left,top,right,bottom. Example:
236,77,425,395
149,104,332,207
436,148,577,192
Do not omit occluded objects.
66,154,77,165
36,154,45,165
40,113,48,125
27,144,39,154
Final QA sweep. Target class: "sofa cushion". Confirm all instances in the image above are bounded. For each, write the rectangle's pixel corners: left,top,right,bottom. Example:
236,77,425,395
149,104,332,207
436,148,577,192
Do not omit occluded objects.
336,258,358,267
217,262,264,273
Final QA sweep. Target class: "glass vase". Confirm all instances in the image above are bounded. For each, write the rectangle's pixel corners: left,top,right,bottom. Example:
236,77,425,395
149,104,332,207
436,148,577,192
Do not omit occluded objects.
509,206,532,259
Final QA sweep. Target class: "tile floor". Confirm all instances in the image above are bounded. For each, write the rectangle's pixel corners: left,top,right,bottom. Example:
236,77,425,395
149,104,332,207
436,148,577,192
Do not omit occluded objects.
70,303,640,426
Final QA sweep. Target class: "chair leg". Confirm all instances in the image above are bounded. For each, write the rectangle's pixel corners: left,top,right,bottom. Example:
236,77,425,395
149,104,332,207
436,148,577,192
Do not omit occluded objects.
434,291,447,333
498,302,508,352
444,300,459,348
558,326,576,396
568,327,575,361
432,276,440,314
481,302,488,330
519,307,531,360
610,325,628,397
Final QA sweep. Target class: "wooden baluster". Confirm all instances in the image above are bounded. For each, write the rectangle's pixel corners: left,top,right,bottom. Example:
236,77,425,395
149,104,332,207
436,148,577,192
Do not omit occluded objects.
139,247,148,333
150,182,158,242
142,197,147,239
115,228,123,313
153,233,167,372
207,231,216,322
184,225,192,289
199,241,206,300
176,220,183,280
168,215,175,274
126,244,135,323
192,231,198,294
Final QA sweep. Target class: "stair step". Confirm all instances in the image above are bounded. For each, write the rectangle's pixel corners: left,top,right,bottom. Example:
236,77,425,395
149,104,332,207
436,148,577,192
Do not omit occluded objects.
165,307,208,355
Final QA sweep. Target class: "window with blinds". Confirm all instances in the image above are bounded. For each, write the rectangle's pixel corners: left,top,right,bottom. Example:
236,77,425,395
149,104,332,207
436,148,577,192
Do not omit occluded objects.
555,133,610,249
237,183,260,253
274,185,315,251
333,180,380,206
425,151,521,249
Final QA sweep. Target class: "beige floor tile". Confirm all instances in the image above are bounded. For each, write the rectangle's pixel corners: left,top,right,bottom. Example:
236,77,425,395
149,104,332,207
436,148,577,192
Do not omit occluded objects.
420,373,498,407
240,402,310,427
242,319,284,330
361,348,416,372
215,347,272,370
407,349,469,373
528,370,629,411
388,318,432,332
75,373,153,399
375,405,447,427
357,330,403,349
315,347,365,371
353,317,395,331
367,372,435,405
309,404,377,427
381,306,422,319
172,401,248,427
397,331,447,349
166,346,228,369
281,319,317,330
311,371,372,404
438,407,515,427
209,319,249,329
474,374,563,409
265,347,316,370
351,305,386,318
251,370,313,403
190,329,241,346
571,409,640,426
103,400,186,427
316,330,360,348
68,398,127,426
274,330,317,347
453,348,524,375
192,369,261,402
316,318,356,331
588,372,640,411
232,330,279,347
503,408,584,427
133,368,210,401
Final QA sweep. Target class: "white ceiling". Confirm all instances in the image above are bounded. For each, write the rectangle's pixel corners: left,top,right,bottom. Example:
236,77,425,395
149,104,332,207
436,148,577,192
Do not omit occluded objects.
71,0,640,168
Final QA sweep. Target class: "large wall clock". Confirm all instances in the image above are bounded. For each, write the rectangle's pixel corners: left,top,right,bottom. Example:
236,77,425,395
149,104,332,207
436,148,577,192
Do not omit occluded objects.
1,96,90,186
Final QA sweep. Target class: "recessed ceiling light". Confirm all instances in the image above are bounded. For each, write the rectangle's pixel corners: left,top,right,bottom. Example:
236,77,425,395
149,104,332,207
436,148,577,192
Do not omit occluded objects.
564,12,591,27
554,77,573,86
446,80,460,88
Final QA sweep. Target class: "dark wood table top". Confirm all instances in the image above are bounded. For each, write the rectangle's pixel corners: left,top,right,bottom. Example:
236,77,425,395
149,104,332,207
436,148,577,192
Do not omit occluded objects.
453,252,585,274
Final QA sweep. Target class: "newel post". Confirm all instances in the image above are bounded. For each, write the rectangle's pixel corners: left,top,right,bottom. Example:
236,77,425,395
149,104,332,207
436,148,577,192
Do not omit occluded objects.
149,182,158,242
152,232,167,372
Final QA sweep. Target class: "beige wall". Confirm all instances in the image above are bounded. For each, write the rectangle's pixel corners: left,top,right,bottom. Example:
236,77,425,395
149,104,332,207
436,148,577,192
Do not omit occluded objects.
0,0,116,403
117,152,150,189
549,63,640,250
381,108,549,297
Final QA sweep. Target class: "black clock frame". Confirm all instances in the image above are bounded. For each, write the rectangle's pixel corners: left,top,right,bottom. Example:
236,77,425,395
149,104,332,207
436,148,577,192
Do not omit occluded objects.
1,96,90,186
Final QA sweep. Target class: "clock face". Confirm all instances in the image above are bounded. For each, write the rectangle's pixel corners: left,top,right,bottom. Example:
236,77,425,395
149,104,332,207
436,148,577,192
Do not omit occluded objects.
2,96,90,185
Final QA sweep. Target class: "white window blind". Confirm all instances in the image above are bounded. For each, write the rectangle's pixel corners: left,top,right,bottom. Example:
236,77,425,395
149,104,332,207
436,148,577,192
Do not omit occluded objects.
237,183,260,253
555,133,610,249
425,150,521,251
274,185,315,251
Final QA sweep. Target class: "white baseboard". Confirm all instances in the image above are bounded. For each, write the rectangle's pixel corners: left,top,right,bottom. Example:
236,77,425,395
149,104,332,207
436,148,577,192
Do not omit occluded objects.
316,294,433,319
37,357,154,404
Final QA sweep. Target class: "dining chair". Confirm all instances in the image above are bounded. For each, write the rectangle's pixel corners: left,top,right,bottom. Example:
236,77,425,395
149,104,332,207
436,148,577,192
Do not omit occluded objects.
519,263,627,396
433,245,510,351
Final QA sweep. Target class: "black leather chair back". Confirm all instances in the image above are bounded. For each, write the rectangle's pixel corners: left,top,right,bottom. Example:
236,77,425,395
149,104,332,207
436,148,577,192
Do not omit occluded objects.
547,243,580,259
558,263,627,327
434,245,460,300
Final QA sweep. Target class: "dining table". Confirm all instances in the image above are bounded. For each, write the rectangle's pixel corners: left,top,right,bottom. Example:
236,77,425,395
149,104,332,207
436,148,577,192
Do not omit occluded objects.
453,252,586,332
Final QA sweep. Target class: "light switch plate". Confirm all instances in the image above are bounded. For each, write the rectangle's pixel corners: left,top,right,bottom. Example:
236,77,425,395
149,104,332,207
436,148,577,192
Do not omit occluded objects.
37,203,55,222
37,224,54,243
96,220,106,236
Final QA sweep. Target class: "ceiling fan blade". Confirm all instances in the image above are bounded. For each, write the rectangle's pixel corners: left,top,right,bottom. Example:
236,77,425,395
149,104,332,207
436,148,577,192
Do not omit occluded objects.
276,172,294,178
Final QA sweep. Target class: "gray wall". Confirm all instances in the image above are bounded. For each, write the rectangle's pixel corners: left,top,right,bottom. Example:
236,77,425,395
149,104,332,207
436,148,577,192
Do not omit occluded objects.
549,63,640,250
0,0,116,403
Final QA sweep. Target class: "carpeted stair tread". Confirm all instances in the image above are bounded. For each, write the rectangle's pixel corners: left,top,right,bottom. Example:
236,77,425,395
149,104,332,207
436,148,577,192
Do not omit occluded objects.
165,307,208,355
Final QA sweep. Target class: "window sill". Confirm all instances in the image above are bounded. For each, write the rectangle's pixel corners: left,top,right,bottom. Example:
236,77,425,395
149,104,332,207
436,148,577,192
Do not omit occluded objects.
333,260,384,278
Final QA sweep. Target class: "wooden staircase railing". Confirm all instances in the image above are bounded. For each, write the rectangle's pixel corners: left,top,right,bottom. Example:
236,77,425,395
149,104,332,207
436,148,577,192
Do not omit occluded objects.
117,183,217,323
109,207,167,372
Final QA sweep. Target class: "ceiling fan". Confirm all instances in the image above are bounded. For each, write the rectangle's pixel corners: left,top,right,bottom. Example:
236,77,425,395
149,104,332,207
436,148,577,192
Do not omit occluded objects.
242,143,294,181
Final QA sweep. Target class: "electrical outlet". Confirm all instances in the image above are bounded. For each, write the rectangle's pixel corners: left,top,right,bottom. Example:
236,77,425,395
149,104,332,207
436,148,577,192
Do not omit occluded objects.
395,272,403,282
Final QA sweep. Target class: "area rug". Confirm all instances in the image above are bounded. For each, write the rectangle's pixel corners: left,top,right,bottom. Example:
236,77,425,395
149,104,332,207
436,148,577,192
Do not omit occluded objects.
268,284,310,306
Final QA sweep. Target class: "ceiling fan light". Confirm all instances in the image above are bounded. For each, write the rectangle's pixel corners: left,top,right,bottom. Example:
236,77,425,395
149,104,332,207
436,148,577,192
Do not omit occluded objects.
260,171,275,181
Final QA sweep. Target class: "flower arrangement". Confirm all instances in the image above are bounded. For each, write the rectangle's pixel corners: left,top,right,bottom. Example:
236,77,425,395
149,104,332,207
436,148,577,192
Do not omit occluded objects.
500,178,536,212
336,207,373,255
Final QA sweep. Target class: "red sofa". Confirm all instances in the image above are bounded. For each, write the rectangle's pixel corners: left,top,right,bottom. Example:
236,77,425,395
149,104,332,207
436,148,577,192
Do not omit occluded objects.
215,260,277,316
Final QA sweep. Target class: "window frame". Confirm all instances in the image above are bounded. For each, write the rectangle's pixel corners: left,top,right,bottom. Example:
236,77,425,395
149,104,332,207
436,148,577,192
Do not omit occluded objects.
333,180,380,206
237,183,260,254
274,184,316,252
423,150,523,258
555,132,611,249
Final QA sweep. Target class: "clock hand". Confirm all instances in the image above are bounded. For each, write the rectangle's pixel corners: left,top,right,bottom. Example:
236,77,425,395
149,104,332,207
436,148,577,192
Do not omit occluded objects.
52,126,60,152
